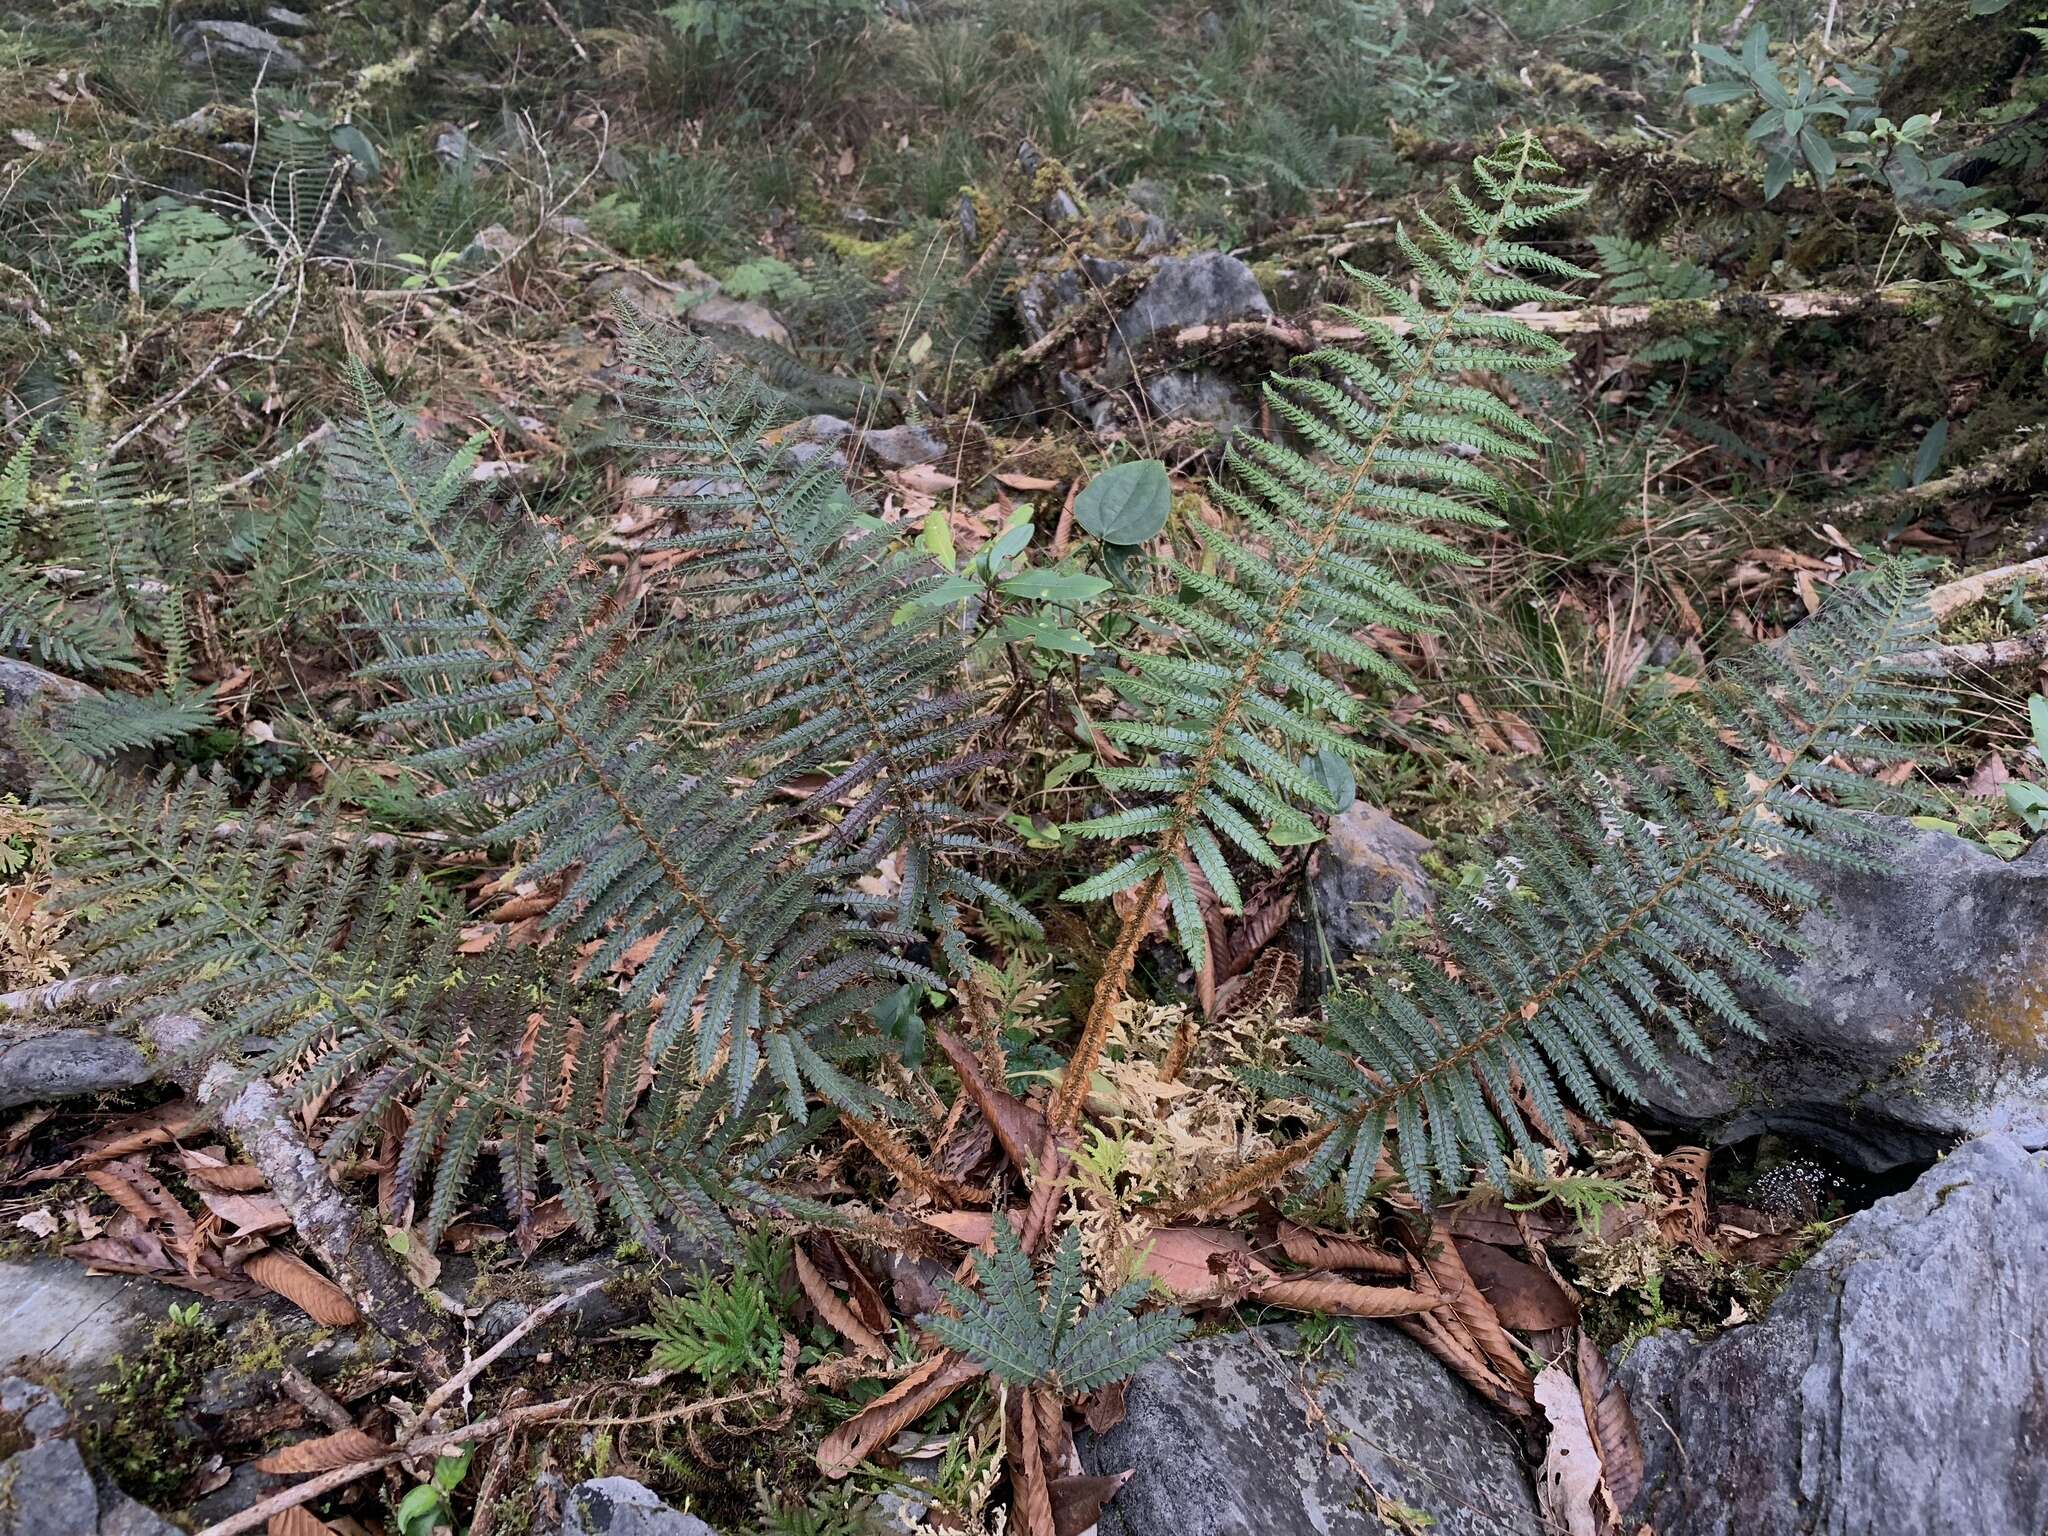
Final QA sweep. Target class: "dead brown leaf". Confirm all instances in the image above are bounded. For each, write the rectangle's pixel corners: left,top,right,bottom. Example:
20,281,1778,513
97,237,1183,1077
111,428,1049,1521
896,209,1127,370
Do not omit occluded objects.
243,1250,361,1327
1252,1274,1441,1318
1134,1224,1271,1304
268,1509,344,1536
793,1242,888,1360
1453,1239,1579,1331
254,1428,387,1474
1275,1219,1407,1277
816,1352,984,1479
1577,1330,1645,1520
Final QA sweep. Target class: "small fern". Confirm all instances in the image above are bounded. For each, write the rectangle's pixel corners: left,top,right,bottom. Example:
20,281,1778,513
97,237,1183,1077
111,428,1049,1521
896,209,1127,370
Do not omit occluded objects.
1590,234,1725,363
922,1221,1190,1394
625,1263,787,1387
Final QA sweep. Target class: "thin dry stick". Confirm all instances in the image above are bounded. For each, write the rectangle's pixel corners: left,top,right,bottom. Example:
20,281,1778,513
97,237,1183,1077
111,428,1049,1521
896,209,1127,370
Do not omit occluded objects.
399,1278,606,1440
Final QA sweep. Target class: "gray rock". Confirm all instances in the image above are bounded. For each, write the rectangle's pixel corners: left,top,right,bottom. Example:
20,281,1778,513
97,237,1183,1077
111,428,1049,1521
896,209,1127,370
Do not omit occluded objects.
0,660,91,799
0,1261,170,1388
860,424,946,470
558,1477,719,1535
0,1379,179,1536
259,6,314,35
1618,1135,2048,1536
1301,804,1434,996
1633,820,2048,1169
1078,1323,1541,1536
688,296,789,348
0,1029,150,1112
434,125,475,167
1140,368,1254,432
1111,251,1271,358
1016,256,1131,340
174,20,304,78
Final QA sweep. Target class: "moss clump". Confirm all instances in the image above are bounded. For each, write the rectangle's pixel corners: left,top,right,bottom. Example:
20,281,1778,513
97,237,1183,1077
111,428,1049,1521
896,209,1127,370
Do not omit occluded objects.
80,1311,223,1509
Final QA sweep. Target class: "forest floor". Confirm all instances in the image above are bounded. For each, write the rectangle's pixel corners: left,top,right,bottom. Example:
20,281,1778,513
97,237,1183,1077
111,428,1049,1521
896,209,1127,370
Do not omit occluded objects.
1,2,2046,1534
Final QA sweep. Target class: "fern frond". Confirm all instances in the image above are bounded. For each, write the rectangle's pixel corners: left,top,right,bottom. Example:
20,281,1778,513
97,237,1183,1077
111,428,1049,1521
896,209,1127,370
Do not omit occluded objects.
619,312,1029,977
320,365,916,1117
54,688,219,758
1222,560,1947,1208
29,750,799,1250
921,1221,1190,1393
1053,134,1592,1130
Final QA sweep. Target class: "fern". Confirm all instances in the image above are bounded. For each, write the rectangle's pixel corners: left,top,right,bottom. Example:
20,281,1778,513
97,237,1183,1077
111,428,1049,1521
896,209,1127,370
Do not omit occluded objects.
1590,234,1725,363
55,688,221,758
621,315,1034,977
319,364,923,1120
922,1220,1190,1394
0,426,143,678
624,1263,787,1386
1053,133,1591,1128
28,756,779,1250
1229,560,1946,1209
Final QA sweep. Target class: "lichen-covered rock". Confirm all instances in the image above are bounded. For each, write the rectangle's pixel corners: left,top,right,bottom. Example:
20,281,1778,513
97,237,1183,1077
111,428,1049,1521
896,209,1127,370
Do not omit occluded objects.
1633,820,2048,1169
1618,1135,2048,1536
688,295,790,348
173,20,304,77
556,1477,720,1535
0,660,90,800
0,1028,151,1112
0,1378,179,1536
1078,1324,1541,1536
1111,251,1272,355
1300,804,1434,997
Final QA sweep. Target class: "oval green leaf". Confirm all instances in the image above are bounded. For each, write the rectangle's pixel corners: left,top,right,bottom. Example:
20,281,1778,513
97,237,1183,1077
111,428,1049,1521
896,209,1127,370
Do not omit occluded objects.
1073,460,1171,546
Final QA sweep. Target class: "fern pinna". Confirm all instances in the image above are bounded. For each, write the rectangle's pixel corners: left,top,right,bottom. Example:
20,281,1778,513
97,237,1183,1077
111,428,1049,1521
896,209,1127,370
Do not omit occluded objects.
1198,560,1946,1212
618,311,1033,978
1054,132,1591,1129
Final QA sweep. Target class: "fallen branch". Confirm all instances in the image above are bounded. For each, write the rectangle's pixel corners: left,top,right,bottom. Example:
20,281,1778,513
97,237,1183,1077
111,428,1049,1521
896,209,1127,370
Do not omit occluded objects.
1892,626,2048,672
0,975,130,1017
144,1013,459,1377
1927,550,2048,621
1822,435,2048,535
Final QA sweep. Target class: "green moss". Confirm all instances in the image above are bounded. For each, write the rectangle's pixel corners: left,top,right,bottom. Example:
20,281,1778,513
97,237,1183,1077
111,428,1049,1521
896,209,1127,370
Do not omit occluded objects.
80,1312,224,1509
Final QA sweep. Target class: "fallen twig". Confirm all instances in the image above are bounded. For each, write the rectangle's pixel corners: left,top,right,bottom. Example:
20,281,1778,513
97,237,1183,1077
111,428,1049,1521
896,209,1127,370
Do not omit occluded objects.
1927,551,2048,622
1892,626,2048,672
144,1013,459,1376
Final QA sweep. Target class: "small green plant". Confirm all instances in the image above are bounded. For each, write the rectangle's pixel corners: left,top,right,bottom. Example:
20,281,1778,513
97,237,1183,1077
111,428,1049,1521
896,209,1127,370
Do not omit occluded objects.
2006,695,2048,831
921,1221,1190,1395
1685,25,1876,199
69,197,272,313
394,1447,473,1536
392,249,466,291
625,1263,787,1388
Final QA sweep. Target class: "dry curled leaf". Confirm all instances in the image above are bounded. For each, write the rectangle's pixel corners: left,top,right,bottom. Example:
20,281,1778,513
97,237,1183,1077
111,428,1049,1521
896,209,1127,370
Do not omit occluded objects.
268,1508,342,1536
934,1026,1049,1174
1578,1330,1645,1519
242,1250,360,1327
1453,1238,1579,1331
1252,1274,1441,1318
1052,1470,1133,1536
816,1352,984,1479
254,1427,387,1474
793,1242,888,1359
1275,1218,1407,1277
